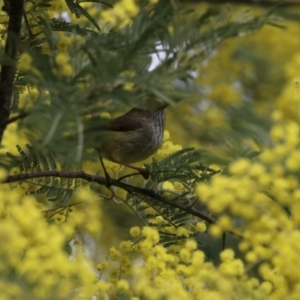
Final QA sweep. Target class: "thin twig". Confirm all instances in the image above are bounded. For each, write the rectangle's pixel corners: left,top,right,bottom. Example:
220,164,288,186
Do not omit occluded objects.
185,0,300,5
0,111,28,127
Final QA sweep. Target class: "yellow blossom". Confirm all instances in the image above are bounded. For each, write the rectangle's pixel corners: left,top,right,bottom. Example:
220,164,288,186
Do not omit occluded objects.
54,214,66,224
191,251,205,267
41,43,52,55
179,248,191,263
138,239,152,255
74,186,94,201
260,149,276,164
196,222,207,233
248,163,265,178
141,226,160,244
119,240,133,252
18,52,32,71
196,183,212,203
173,181,185,190
271,164,284,177
163,130,170,141
153,216,166,225
209,224,222,237
245,251,258,263
55,53,69,65
238,241,249,252
271,110,283,122
130,226,140,237
109,247,122,261
61,64,73,77
100,112,111,119
162,181,174,190
97,281,111,292
97,261,108,272
220,249,235,262
260,281,273,294
123,82,134,90
270,124,285,142
257,173,272,187
286,150,300,171
228,158,251,176
185,240,197,251
209,83,241,105
220,259,244,277
116,279,129,291
218,215,233,231
108,268,120,279
156,141,182,160
176,227,189,237
122,0,138,15
0,168,7,180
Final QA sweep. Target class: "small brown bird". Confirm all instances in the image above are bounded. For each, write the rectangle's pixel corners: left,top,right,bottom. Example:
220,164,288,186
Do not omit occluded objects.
86,104,167,182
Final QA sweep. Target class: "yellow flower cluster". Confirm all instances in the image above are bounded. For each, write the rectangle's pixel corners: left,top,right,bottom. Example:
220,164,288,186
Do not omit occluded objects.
17,52,33,72
275,79,300,121
161,180,185,193
0,180,275,300
0,122,28,155
101,0,139,28
97,227,269,300
129,229,265,300
55,52,74,77
95,237,135,297
156,130,182,160
48,0,69,17
219,249,244,277
209,82,241,106
0,186,102,299
196,115,300,298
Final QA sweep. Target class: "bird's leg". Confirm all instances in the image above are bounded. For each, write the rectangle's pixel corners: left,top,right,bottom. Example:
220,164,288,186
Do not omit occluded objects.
118,164,150,181
99,154,149,183
99,155,112,187
117,163,150,180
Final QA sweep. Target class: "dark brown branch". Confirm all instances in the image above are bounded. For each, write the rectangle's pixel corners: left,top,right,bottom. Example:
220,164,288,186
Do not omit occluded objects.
0,112,28,127
185,0,300,6
0,0,24,143
3,170,243,238
2,0,11,13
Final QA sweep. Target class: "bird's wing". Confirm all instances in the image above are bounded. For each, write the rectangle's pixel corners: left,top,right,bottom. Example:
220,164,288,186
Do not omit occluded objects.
108,112,144,132
84,108,144,133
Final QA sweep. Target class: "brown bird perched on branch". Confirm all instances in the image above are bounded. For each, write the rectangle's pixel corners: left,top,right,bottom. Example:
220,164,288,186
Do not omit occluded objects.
84,103,168,183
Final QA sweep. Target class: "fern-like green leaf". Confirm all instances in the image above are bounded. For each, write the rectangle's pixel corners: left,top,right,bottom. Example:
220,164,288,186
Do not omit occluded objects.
16,145,31,172
49,18,98,36
11,86,20,112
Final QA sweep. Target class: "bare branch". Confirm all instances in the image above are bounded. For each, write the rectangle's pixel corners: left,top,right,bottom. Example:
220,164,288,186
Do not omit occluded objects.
185,0,300,6
0,112,28,127
3,170,243,238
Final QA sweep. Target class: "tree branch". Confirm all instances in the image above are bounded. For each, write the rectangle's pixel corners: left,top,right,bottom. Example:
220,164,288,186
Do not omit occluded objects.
0,112,28,127
185,0,300,6
3,170,243,238
0,0,24,143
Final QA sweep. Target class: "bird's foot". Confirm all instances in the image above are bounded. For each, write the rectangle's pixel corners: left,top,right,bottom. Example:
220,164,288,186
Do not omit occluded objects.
104,170,112,188
117,168,150,182
99,155,112,187
138,168,150,180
